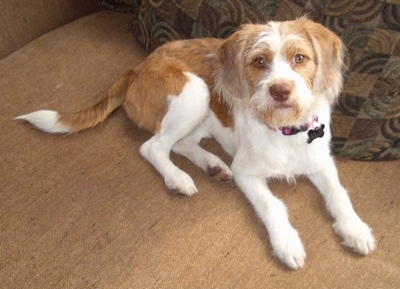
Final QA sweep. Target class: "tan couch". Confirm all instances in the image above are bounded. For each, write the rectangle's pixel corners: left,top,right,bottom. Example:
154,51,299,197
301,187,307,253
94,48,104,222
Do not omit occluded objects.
1,1,399,288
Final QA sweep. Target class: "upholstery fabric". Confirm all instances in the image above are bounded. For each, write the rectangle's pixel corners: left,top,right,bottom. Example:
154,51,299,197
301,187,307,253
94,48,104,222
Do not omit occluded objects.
101,0,141,12
129,0,400,161
0,0,100,59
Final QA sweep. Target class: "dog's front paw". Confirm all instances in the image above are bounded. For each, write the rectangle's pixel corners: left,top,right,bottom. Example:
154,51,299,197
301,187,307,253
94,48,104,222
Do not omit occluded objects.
333,219,376,255
164,170,198,196
207,165,233,182
271,229,306,270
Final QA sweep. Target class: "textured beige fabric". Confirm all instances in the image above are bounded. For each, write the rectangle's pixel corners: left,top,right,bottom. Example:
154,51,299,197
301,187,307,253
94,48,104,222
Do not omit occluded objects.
0,10,399,289
0,0,99,59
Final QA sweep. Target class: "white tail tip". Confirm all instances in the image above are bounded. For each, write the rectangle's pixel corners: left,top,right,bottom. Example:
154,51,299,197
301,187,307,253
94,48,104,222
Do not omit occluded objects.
15,110,71,134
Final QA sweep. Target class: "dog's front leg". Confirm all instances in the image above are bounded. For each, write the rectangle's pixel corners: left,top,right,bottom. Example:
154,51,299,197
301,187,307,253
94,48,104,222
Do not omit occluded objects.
235,175,306,270
308,158,376,255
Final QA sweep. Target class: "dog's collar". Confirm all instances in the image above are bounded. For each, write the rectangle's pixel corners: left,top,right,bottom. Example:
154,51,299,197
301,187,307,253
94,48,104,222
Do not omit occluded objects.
280,115,317,136
280,115,325,143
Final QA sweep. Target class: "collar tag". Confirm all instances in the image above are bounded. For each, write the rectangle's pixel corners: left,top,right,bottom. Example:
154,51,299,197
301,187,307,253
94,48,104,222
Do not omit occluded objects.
307,116,325,143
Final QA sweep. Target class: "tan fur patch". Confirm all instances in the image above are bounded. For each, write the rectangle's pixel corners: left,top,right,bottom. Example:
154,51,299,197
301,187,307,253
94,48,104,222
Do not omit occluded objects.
283,40,316,89
210,92,234,128
256,105,305,130
123,60,190,133
216,25,267,100
282,18,345,101
135,28,268,131
123,38,233,133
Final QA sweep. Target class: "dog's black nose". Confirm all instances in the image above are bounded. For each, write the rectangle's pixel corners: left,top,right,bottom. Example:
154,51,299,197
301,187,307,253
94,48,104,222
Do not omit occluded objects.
269,83,292,102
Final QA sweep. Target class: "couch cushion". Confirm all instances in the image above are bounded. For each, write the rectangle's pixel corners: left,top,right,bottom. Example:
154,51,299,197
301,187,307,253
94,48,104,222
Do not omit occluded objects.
0,0,100,59
131,0,400,161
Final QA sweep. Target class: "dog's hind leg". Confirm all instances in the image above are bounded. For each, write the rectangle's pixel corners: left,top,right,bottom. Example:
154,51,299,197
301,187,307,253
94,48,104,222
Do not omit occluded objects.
139,72,210,196
172,126,233,182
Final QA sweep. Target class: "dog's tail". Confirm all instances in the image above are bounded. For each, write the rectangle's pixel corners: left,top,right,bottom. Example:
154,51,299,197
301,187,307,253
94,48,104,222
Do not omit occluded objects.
16,70,136,134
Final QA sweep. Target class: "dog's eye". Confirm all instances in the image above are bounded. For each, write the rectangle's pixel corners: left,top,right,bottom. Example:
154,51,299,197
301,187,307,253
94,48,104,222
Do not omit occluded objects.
254,57,267,67
294,54,305,64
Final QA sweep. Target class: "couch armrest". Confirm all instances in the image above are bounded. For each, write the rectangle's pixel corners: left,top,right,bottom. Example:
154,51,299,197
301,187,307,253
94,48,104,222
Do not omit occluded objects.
0,0,100,59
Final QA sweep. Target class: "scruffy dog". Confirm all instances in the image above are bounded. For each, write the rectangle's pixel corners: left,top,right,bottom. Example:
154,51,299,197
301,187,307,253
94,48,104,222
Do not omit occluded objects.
17,18,375,269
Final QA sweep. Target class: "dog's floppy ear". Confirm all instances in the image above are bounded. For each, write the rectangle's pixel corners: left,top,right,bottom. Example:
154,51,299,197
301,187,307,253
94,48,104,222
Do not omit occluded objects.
303,19,346,103
216,27,249,100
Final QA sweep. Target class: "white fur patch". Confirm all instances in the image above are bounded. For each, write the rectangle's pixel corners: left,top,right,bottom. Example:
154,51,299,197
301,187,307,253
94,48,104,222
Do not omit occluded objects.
139,72,211,196
15,110,71,134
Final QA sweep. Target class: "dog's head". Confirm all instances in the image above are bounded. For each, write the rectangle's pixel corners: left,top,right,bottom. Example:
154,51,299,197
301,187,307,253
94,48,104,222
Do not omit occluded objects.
216,18,345,129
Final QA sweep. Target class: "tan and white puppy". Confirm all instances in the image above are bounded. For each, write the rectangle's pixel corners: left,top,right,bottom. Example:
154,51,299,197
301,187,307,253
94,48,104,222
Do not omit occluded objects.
17,18,375,269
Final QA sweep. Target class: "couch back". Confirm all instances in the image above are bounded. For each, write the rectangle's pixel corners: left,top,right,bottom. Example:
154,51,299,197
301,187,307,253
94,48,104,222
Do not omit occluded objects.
0,0,99,59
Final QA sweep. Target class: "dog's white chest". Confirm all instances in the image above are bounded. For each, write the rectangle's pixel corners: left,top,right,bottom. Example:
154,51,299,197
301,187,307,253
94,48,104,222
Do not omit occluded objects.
232,120,330,179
